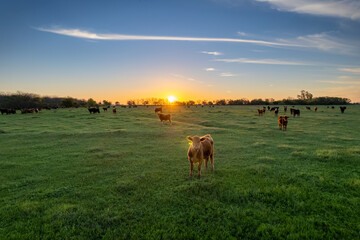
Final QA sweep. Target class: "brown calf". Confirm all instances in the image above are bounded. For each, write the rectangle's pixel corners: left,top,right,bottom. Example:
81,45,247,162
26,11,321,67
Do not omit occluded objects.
278,116,289,131
257,109,264,116
314,107,318,112
157,113,172,124
112,108,117,114
187,134,214,179
155,106,162,113
103,107,108,112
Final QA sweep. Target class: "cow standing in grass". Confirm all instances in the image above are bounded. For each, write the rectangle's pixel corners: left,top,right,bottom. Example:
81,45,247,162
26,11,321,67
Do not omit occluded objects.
157,113,172,124
278,116,289,131
155,106,162,113
187,134,214,179
340,106,346,113
88,108,100,114
113,108,117,114
314,107,318,112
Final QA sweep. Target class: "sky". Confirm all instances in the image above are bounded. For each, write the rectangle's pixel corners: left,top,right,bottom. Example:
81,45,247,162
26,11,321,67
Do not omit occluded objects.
1,0,360,103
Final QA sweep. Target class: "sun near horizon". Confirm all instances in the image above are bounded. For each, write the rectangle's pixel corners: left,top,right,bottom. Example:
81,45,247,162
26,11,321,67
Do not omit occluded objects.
167,95,177,104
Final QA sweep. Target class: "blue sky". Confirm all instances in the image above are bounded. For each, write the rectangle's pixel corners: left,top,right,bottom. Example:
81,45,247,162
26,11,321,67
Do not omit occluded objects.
1,0,360,103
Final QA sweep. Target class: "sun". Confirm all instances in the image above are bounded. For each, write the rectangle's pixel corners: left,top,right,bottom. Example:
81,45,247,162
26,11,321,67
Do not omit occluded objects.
167,95,177,103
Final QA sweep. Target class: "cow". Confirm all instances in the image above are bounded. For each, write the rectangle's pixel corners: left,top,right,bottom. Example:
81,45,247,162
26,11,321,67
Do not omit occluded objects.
340,106,346,113
257,109,264,116
314,107,318,112
155,106,162,113
121,105,127,108
157,113,172,124
0,109,16,114
284,106,287,112
293,109,300,117
263,106,266,112
274,108,279,116
267,106,270,110
113,108,117,114
103,107,108,112
331,106,335,109
186,134,214,179
88,107,100,114
278,116,289,131
306,106,311,110
21,108,34,114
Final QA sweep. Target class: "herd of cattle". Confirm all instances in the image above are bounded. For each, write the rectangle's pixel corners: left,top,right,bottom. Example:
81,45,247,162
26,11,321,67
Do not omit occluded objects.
0,107,55,114
0,104,351,179
257,105,347,131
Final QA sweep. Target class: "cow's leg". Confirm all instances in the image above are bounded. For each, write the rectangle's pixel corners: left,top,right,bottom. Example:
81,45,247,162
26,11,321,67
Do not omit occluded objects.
210,153,214,172
197,161,202,179
205,157,208,170
189,160,193,179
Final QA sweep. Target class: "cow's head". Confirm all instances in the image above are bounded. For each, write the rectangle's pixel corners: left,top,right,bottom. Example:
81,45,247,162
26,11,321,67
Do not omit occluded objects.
187,135,206,151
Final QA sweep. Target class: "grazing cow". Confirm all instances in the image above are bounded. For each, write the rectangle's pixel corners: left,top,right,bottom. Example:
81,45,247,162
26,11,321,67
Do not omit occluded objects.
290,108,295,115
103,107,108,112
278,116,289,131
267,106,270,110
1,109,16,114
113,108,117,114
257,109,264,116
314,107,318,112
270,107,279,111
331,106,335,109
21,108,34,114
157,113,172,124
284,106,287,112
306,106,311,110
88,107,100,114
274,108,279,116
186,134,214,179
293,109,300,117
155,106,162,113
340,106,346,113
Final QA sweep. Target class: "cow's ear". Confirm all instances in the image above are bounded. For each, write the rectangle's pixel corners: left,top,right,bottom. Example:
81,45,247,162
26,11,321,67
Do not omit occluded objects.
186,136,193,142
200,137,206,142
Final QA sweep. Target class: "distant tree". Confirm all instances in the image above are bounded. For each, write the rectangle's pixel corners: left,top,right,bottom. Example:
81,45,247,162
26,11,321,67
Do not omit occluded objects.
62,97,75,108
87,98,97,107
103,100,111,106
115,101,119,105
187,100,195,106
297,90,313,101
215,99,226,105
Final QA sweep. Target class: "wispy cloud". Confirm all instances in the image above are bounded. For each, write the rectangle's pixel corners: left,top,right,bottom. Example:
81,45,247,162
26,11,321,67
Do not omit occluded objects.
170,74,204,84
220,72,236,77
237,31,247,36
205,68,216,71
339,68,360,73
278,32,354,54
35,27,305,47
202,51,222,56
216,58,311,65
320,80,360,85
256,0,360,20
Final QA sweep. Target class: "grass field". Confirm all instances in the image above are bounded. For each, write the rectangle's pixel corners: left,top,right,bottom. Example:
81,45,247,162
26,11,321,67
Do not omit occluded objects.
1,105,359,239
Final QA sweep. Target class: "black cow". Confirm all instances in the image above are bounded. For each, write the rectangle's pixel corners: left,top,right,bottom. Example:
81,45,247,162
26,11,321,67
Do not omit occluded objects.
88,108,100,114
340,106,346,113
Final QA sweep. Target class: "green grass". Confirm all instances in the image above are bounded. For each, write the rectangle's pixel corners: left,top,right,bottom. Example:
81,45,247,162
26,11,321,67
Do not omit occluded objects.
0,105,359,239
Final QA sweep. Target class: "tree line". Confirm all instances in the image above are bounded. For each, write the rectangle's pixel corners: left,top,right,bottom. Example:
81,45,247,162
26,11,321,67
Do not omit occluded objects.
0,90,351,109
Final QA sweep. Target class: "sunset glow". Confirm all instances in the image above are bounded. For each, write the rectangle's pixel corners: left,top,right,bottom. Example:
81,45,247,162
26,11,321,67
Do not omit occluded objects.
167,96,177,103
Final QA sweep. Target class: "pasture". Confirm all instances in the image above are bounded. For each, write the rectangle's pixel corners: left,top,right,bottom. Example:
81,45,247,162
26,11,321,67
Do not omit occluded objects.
0,106,359,239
